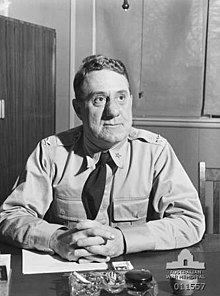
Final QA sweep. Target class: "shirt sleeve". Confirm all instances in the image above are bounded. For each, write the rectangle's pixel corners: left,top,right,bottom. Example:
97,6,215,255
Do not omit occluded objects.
0,139,66,253
118,141,205,253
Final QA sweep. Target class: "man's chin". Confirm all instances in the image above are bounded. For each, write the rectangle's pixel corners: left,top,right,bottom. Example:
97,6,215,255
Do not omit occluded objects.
99,132,127,146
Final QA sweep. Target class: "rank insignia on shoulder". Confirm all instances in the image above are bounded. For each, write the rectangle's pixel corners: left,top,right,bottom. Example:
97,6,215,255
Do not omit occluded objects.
156,134,160,142
43,137,51,146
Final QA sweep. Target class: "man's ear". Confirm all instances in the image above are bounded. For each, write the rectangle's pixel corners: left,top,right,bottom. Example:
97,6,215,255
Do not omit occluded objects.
72,99,82,120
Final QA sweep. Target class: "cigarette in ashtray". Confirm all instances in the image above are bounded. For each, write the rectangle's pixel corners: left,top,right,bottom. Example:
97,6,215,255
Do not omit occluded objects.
72,271,91,284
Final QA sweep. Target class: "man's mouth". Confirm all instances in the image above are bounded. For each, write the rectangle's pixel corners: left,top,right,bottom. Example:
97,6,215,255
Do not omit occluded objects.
103,123,122,127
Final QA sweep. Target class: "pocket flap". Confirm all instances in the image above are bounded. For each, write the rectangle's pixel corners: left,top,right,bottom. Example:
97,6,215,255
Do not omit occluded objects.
55,196,87,220
113,198,148,222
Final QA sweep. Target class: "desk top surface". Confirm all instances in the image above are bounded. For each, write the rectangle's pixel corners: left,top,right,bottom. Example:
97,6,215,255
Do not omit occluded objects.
1,234,220,296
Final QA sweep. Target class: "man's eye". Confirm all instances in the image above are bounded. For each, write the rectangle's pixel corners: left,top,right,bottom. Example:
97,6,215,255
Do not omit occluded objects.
93,96,106,105
116,94,126,102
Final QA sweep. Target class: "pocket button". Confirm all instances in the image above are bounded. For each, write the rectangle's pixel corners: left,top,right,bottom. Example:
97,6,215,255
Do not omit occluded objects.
135,212,139,218
60,209,65,216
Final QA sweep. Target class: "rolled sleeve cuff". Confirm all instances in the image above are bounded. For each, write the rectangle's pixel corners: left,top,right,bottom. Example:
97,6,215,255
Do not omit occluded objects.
118,225,156,254
28,220,68,254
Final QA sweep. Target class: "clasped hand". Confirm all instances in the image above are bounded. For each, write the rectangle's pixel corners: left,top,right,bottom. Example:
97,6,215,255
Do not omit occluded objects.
49,220,125,263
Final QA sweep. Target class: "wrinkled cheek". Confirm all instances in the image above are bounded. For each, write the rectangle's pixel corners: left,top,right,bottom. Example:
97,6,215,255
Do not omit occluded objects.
123,113,132,129
89,116,103,136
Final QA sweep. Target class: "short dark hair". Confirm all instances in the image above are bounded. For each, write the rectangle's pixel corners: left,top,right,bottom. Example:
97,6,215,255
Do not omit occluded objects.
73,54,130,99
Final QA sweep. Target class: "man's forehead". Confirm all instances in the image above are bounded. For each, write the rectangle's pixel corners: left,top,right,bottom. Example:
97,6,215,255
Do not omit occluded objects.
82,69,129,89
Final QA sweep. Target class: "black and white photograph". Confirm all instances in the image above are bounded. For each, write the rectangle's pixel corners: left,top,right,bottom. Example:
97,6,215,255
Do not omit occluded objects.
0,1,219,295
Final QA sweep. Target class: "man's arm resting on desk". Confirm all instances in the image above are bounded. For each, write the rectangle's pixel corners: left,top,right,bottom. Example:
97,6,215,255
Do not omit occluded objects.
116,186,205,253
73,208,205,257
49,225,118,262
118,213,205,253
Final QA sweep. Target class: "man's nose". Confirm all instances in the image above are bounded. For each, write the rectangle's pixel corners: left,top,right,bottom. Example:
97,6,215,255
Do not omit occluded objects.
103,99,120,118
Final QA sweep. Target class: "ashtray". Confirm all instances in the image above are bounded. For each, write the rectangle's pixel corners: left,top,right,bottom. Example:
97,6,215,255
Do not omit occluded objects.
69,271,102,296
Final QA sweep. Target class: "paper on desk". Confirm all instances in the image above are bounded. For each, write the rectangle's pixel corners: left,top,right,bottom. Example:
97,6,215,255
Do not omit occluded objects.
22,249,108,274
0,254,11,279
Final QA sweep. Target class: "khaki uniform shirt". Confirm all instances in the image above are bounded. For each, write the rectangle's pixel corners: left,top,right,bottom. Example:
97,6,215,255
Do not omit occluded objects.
0,126,205,254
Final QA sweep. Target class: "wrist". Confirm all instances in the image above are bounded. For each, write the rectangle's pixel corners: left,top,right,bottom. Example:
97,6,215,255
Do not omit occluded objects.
49,228,67,252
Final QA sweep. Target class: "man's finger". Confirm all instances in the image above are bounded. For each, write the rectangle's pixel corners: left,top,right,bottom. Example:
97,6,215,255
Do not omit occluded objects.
67,248,93,260
76,220,101,229
85,228,115,240
76,236,107,247
85,245,108,257
78,255,110,263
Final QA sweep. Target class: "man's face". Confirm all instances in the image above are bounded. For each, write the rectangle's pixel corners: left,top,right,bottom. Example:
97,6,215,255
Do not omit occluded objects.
74,69,132,148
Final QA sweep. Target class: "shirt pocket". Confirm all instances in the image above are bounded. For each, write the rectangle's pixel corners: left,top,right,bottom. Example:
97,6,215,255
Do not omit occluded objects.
54,194,87,221
113,197,149,224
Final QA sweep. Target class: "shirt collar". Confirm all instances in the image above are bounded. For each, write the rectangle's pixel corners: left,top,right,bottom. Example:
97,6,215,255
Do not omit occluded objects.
109,140,127,168
85,139,127,169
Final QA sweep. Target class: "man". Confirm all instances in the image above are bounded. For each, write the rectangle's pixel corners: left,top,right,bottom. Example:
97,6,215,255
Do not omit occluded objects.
0,55,205,263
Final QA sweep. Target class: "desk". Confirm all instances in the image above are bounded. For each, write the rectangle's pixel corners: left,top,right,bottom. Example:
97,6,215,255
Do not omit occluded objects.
0,234,220,296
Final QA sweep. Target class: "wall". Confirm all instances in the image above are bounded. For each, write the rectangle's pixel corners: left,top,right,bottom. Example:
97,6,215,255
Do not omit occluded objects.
95,0,207,118
5,0,71,133
70,0,95,127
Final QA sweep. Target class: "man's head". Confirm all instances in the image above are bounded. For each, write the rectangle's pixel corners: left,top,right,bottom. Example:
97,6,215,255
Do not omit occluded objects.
73,55,133,150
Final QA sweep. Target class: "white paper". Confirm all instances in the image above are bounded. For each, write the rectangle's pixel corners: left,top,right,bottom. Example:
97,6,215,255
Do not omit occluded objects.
22,249,108,274
0,254,11,279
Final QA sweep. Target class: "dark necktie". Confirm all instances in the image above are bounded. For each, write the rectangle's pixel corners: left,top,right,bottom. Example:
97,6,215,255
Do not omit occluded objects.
82,152,111,220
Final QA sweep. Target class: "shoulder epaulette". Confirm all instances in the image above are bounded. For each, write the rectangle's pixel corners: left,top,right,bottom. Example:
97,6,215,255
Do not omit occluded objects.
129,127,166,145
42,125,83,147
